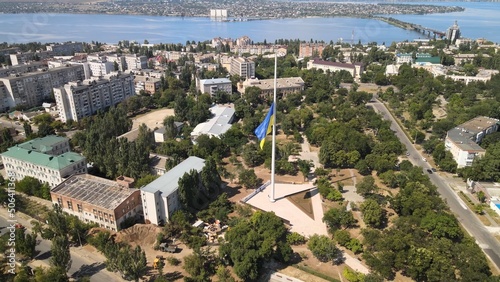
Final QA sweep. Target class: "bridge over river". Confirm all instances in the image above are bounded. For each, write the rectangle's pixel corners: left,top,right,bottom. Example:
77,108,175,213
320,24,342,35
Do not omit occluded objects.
375,16,446,39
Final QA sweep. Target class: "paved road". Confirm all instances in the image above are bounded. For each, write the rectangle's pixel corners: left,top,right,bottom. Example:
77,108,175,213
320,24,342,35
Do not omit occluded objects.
0,210,123,281
370,98,500,271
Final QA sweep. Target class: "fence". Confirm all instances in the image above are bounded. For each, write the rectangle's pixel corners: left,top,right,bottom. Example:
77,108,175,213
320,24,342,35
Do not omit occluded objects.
240,180,270,203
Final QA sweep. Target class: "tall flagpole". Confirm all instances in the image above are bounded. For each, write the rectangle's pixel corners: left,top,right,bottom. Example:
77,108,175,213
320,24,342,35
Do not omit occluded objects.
270,53,277,203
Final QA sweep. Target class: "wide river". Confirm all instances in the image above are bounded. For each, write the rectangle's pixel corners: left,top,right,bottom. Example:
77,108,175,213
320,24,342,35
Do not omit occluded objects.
0,2,499,44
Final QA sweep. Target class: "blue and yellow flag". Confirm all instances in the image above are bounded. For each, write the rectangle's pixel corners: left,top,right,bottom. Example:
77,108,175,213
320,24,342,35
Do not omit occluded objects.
254,103,275,149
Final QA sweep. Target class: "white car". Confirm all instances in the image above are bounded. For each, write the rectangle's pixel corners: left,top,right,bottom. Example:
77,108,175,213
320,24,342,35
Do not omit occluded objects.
422,157,427,162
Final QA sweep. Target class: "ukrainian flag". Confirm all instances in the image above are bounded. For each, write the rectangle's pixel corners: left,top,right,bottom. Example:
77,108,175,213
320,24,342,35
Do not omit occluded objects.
254,103,275,149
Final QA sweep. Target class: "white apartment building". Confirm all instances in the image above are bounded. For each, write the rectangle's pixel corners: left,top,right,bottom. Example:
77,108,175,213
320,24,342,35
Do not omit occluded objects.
9,51,53,66
230,57,255,79
141,156,206,225
0,64,85,110
124,54,148,70
46,42,84,56
445,116,500,168
197,78,232,97
51,174,142,231
88,61,114,77
54,73,135,122
0,135,87,187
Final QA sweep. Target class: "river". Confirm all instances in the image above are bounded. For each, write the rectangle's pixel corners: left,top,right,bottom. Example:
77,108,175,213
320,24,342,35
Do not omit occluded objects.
0,2,498,44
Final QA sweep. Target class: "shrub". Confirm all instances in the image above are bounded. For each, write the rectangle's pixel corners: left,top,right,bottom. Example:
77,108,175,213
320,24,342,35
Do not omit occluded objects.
287,232,306,245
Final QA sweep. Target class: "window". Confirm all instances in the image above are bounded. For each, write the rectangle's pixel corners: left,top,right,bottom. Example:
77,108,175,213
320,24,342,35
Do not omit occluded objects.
67,201,73,210
77,204,82,213
57,198,62,206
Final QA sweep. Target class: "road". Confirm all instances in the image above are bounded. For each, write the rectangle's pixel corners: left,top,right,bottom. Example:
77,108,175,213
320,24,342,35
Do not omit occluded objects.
0,210,123,281
370,98,500,271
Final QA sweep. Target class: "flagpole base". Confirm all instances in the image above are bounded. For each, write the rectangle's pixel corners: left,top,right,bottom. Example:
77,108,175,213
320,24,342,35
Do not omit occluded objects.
268,195,276,203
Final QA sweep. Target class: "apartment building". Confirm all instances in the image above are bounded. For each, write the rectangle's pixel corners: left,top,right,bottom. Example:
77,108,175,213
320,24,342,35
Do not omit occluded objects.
51,174,142,231
141,156,206,225
124,54,148,70
106,54,126,72
230,57,255,79
0,62,47,78
396,53,414,64
1,135,87,187
54,73,135,122
46,42,84,56
236,36,252,47
231,45,287,56
299,43,326,58
197,78,232,97
307,59,364,79
9,51,53,66
134,76,161,94
0,64,85,110
445,116,500,168
238,77,305,98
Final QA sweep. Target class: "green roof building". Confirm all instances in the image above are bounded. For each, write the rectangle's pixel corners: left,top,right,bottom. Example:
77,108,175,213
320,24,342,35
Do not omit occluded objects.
1,135,87,187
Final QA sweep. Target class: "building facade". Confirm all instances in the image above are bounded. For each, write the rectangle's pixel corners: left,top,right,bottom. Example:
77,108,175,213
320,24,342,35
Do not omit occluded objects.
1,135,87,187
197,78,232,97
9,51,53,66
124,54,148,70
51,174,142,231
230,57,255,79
445,116,500,168
54,73,135,122
141,156,206,225
238,77,305,97
299,43,326,58
306,59,364,79
46,42,84,56
0,64,85,110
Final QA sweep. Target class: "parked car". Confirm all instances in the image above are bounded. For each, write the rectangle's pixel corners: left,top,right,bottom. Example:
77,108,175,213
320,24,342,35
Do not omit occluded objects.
426,169,433,174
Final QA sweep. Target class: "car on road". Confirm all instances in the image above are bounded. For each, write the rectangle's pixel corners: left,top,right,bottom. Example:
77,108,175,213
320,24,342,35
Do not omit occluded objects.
406,152,410,156
426,169,433,174
422,157,427,162
431,168,437,172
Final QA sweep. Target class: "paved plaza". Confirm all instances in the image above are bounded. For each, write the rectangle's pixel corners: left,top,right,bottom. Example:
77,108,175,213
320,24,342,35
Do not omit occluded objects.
246,183,328,237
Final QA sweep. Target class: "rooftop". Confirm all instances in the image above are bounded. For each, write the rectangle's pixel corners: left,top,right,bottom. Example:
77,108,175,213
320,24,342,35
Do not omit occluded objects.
191,105,235,138
141,156,205,195
447,116,500,151
17,135,67,154
310,58,362,68
243,77,305,91
51,174,138,210
199,78,231,85
1,148,85,170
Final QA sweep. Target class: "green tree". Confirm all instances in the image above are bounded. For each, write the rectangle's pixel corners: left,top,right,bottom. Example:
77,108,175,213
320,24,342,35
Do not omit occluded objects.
15,228,37,259
162,116,179,140
50,235,72,272
360,199,385,228
356,176,378,197
307,234,340,263
23,121,33,137
238,169,262,189
119,245,148,282
219,211,290,280
322,207,356,232
297,159,312,181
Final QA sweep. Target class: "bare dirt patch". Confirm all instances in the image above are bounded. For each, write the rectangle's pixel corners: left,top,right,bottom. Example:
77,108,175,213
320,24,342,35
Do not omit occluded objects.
131,108,175,130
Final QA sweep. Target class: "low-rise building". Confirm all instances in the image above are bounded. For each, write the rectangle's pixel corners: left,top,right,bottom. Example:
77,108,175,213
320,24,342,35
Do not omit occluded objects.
396,53,414,64
191,105,235,141
154,122,183,143
197,78,232,97
141,156,206,225
445,116,500,168
1,135,87,187
306,59,364,79
50,174,142,231
238,77,305,97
